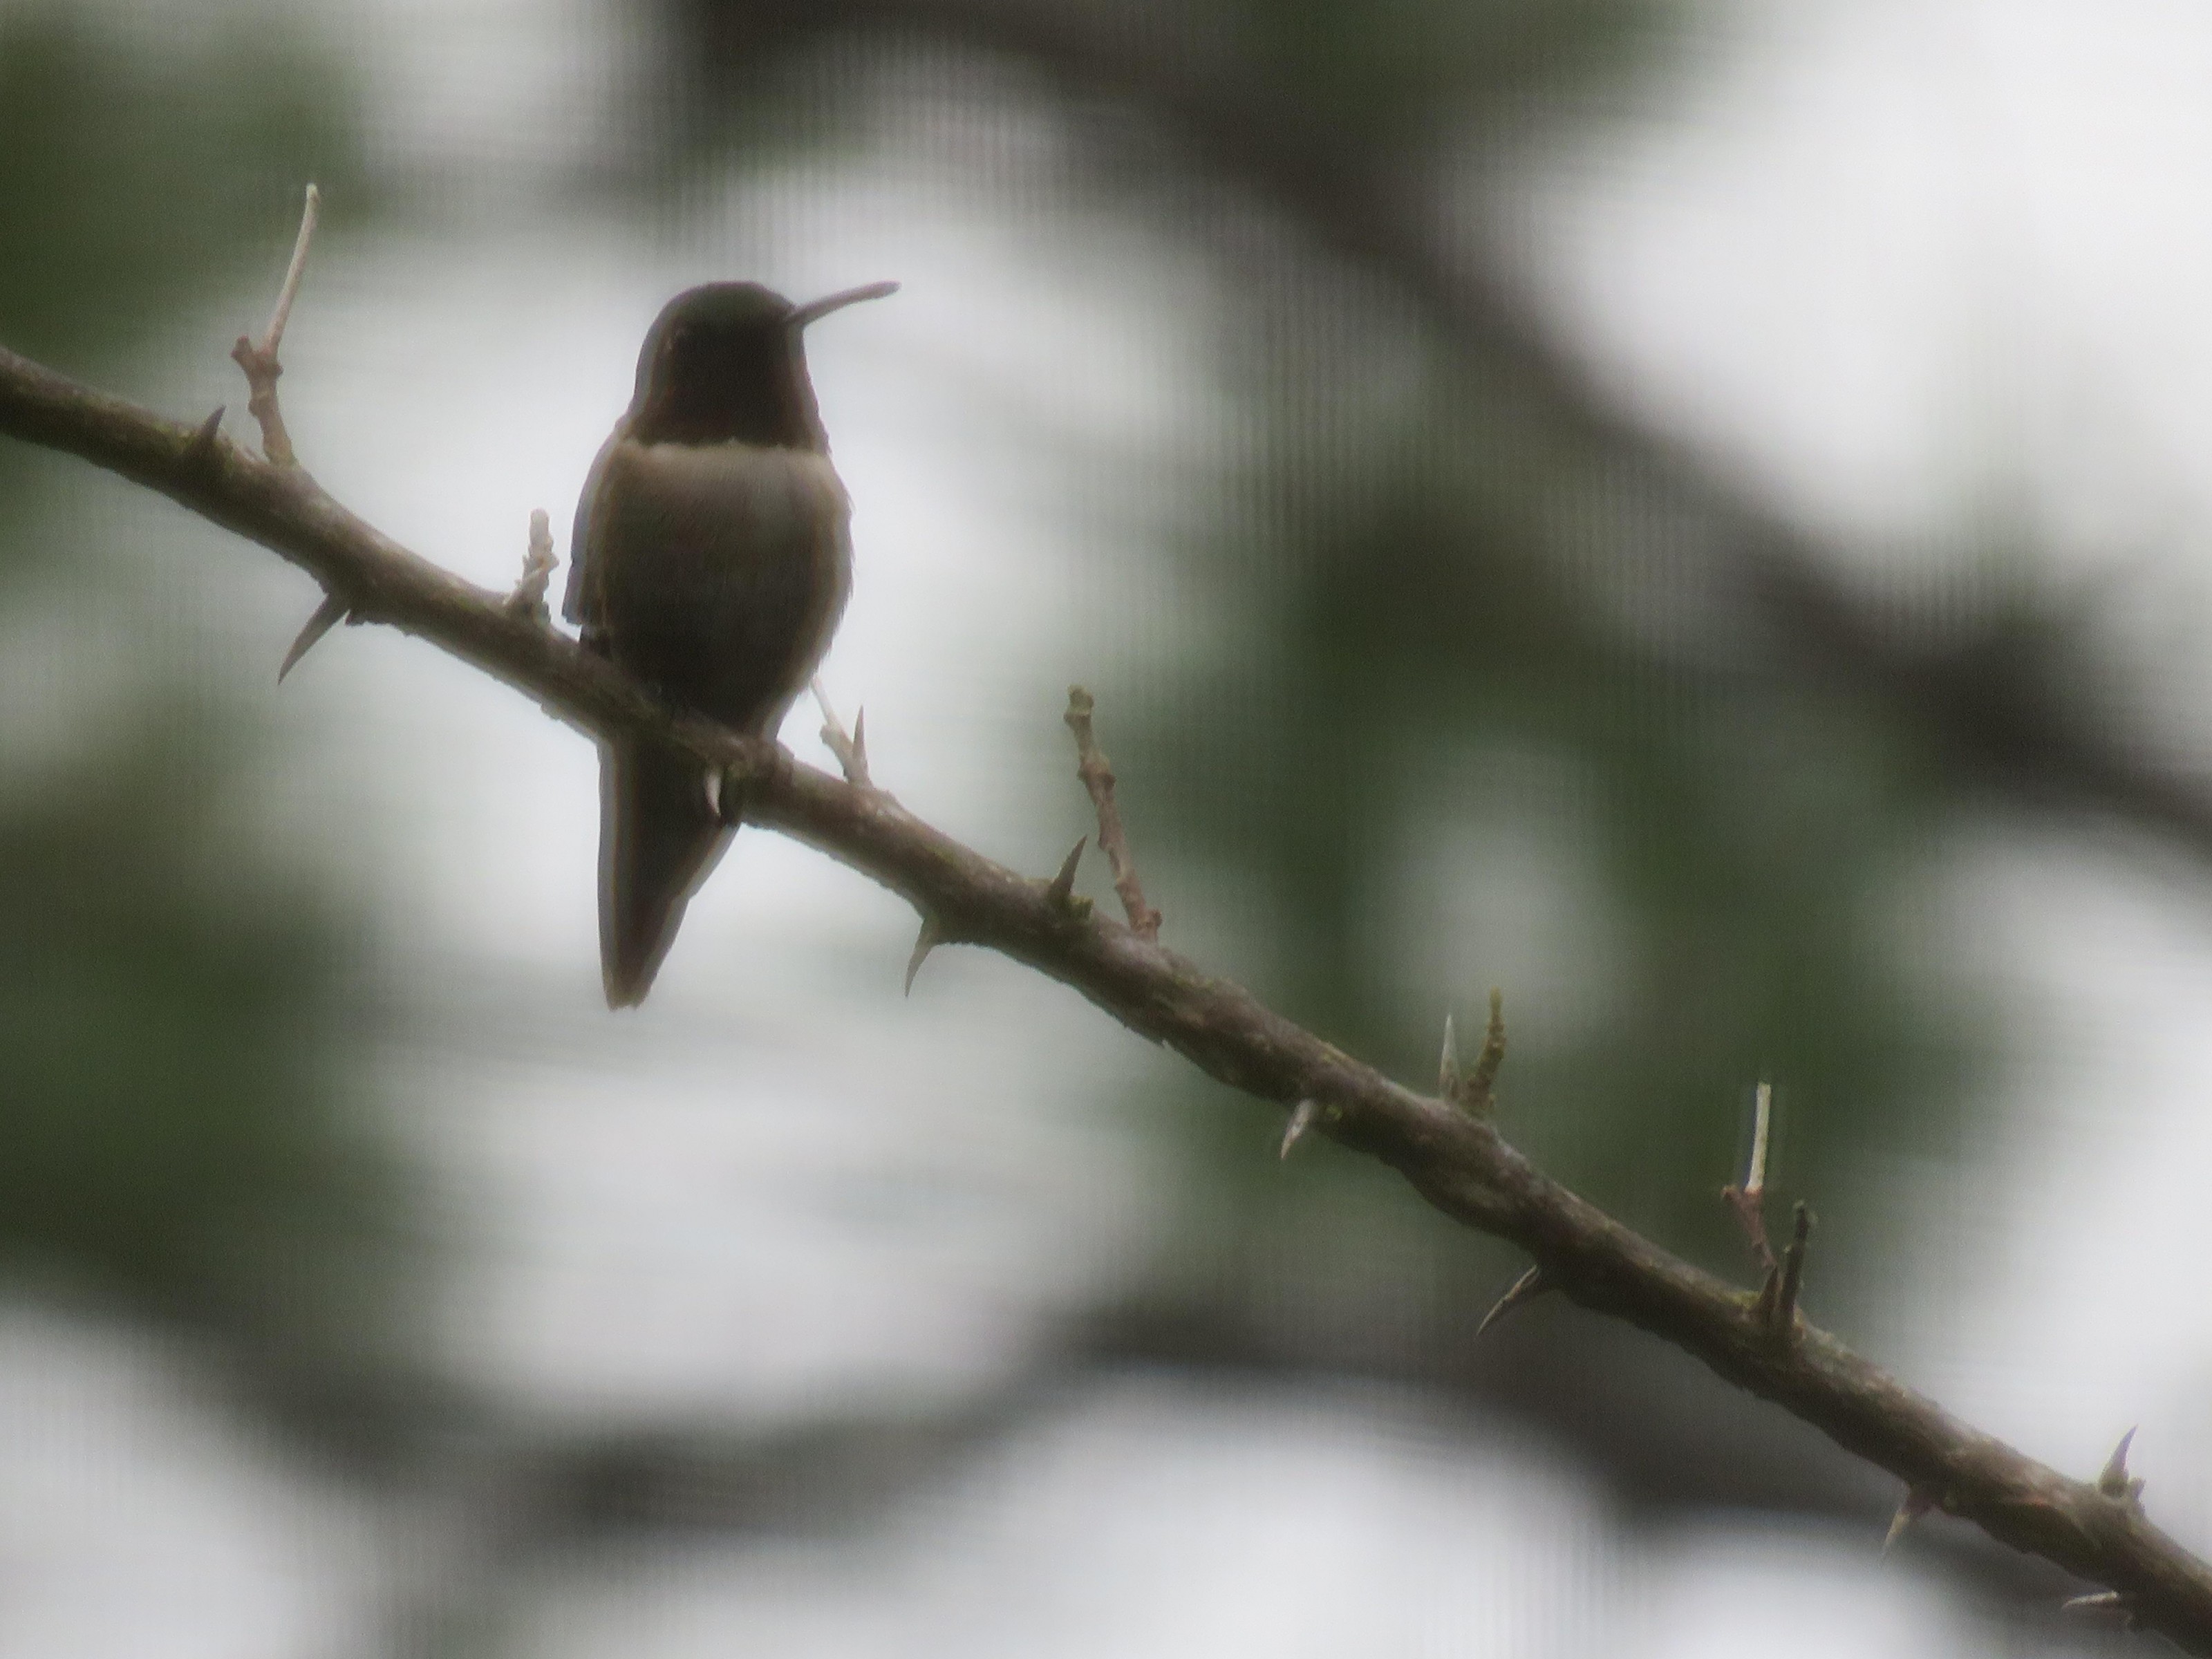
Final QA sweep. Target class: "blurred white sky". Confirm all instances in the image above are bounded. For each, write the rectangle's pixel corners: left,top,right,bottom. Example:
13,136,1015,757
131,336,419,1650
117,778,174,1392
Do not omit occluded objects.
1532,0,2212,562
12,0,2212,1653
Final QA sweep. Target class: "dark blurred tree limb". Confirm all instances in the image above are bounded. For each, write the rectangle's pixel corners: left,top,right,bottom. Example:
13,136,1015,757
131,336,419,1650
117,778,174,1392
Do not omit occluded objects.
5,343,2211,1651
693,0,2212,861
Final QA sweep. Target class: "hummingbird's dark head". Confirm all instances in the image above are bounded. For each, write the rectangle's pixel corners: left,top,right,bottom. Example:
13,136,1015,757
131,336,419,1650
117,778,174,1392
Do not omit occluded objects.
630,280,897,451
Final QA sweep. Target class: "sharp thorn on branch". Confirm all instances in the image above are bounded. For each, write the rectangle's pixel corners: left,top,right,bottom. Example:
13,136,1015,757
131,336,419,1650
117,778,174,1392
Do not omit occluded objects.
1882,1485,1939,1557
276,590,349,682
181,405,225,473
850,705,868,783
2061,1591,2137,1629
904,913,945,997
2098,1427,2146,1506
1279,1097,1322,1159
714,766,753,825
1768,1200,1812,1340
1438,1011,1461,1102
1045,836,1088,913
1475,1264,1552,1338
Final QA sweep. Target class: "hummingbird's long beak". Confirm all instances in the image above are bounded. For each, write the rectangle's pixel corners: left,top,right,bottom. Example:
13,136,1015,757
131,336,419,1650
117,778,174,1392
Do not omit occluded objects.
791,281,900,328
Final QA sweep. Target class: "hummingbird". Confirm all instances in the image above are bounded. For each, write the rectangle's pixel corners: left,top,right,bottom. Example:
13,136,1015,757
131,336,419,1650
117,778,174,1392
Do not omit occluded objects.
564,279,897,1007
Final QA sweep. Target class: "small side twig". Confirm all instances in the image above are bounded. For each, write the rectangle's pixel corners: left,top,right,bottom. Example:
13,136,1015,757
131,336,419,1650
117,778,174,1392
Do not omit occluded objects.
1723,1080,1777,1273
1062,686,1161,939
1439,991,1506,1115
505,508,556,622
812,679,872,787
1468,986,1506,1114
229,182,320,467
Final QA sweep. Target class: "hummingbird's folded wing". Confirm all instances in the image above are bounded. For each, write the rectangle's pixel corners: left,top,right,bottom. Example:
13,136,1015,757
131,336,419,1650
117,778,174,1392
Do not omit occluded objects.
563,422,626,649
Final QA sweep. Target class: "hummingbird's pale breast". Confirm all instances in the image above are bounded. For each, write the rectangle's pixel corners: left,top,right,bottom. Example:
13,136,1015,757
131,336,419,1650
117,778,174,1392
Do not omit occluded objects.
584,435,852,734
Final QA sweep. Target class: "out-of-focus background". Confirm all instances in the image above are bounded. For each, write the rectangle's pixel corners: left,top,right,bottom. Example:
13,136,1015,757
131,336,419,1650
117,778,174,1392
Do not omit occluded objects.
6,0,2212,1652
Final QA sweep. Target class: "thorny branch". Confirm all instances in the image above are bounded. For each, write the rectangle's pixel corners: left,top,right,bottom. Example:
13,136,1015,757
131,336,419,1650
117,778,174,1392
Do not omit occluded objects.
5,259,2212,1652
230,182,353,684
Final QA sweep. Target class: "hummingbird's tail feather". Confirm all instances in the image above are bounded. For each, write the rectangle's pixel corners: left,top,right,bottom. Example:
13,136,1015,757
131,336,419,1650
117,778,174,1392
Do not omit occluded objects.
599,738,733,1008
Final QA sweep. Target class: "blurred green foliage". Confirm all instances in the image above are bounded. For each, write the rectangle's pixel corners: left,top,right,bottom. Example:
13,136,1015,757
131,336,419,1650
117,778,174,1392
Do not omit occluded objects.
0,713,390,1346
1225,0,1676,135
1136,398,1971,1285
0,8,389,1372
0,8,362,373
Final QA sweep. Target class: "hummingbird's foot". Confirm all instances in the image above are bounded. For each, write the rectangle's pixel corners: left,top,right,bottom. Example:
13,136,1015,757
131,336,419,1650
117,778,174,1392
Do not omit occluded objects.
713,766,744,825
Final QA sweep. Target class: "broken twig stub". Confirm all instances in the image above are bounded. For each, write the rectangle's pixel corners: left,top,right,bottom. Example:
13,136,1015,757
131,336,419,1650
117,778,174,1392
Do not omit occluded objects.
1723,1080,1777,1272
1063,686,1161,938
